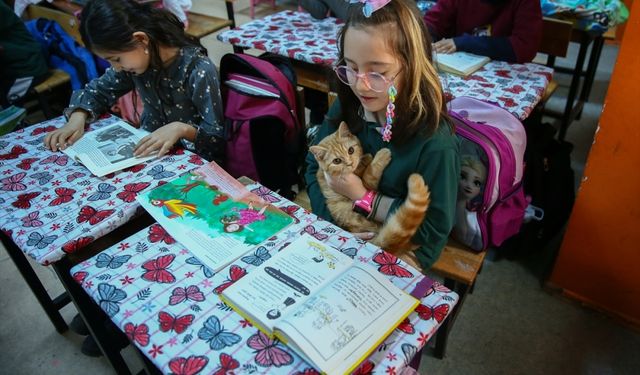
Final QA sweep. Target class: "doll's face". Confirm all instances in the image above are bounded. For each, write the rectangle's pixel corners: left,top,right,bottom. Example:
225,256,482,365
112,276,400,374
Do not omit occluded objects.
459,165,484,200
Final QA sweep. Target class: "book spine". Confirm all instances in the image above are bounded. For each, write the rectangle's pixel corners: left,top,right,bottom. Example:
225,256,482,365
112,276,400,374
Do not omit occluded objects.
218,294,275,338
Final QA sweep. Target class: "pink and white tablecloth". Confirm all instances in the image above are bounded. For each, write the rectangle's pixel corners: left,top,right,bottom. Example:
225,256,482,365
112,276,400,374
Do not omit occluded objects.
70,183,459,374
218,10,553,120
0,116,204,265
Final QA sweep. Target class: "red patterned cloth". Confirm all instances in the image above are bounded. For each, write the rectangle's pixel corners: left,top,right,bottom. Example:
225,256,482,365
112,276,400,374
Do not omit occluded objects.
218,10,553,120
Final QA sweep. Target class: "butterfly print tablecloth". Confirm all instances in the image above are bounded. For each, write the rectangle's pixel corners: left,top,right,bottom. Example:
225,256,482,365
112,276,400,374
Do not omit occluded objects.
70,184,459,374
0,116,204,265
218,10,553,121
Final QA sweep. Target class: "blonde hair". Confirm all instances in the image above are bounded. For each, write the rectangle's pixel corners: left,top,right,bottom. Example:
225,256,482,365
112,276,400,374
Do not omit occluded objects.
334,0,449,144
461,155,487,182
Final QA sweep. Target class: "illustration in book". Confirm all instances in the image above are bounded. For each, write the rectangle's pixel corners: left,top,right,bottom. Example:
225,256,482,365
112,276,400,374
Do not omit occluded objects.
138,161,294,272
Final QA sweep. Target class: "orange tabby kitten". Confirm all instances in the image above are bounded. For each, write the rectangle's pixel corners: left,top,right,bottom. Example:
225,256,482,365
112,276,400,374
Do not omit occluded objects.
309,122,430,254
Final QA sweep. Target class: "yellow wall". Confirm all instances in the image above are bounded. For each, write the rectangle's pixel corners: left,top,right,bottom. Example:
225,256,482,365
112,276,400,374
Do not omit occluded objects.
549,0,640,327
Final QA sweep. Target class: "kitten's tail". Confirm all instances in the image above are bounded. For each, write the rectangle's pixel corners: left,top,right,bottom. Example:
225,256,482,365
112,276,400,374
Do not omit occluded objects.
373,174,430,254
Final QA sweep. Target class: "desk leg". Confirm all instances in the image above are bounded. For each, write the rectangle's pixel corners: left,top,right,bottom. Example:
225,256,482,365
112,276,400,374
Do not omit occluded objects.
578,36,605,110
1,232,69,333
433,278,469,359
53,258,132,375
225,0,236,28
558,39,589,141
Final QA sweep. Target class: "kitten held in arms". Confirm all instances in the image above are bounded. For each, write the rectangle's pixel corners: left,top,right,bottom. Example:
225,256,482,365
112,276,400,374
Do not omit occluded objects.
309,122,430,254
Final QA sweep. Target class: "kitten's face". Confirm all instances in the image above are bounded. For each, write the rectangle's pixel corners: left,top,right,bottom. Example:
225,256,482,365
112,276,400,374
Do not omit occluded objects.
310,122,363,177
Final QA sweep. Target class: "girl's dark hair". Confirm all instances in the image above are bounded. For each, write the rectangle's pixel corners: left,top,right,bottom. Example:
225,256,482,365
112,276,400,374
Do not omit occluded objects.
332,0,449,144
80,0,205,72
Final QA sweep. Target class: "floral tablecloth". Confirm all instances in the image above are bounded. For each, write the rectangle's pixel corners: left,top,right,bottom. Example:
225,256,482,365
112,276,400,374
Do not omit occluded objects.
0,116,204,265
441,60,553,120
70,183,459,375
218,10,553,120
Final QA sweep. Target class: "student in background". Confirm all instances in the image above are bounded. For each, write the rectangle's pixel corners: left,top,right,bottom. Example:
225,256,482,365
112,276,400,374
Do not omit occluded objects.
0,0,49,107
299,0,351,20
424,0,543,63
44,0,224,164
298,0,352,139
305,0,460,271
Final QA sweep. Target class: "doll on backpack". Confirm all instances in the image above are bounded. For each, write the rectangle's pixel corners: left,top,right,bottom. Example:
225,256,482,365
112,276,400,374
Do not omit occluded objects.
453,154,486,250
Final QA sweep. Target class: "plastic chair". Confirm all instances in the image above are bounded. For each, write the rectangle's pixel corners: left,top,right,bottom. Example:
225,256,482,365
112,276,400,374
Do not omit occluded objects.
250,0,276,18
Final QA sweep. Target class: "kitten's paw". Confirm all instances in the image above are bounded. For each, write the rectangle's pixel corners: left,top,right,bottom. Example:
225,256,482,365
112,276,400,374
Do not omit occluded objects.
360,153,373,166
373,148,392,166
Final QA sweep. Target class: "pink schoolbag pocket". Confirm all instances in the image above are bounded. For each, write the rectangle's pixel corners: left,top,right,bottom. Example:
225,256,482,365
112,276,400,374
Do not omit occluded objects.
448,97,527,251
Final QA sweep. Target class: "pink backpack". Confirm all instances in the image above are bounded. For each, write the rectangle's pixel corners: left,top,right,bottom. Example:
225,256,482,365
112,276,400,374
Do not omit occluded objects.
448,97,528,251
220,53,304,199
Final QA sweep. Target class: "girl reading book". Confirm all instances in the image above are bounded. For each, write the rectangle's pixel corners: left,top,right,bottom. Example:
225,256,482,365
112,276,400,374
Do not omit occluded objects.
43,0,224,163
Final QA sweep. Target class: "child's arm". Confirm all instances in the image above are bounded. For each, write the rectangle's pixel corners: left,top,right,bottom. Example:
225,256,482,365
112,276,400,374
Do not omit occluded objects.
63,68,135,124
178,58,226,162
423,0,458,41
135,58,224,159
44,68,134,151
428,0,543,63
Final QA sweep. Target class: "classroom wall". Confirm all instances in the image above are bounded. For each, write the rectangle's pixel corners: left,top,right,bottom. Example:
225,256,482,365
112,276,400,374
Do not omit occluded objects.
548,1,640,328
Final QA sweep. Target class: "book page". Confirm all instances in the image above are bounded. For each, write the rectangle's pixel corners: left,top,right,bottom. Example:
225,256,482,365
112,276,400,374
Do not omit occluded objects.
435,51,490,76
222,234,353,335
275,264,419,374
63,121,156,176
138,161,294,273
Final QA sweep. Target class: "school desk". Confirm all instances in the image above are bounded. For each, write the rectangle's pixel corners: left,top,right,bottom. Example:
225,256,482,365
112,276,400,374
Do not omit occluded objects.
70,181,459,374
217,10,554,121
0,115,203,373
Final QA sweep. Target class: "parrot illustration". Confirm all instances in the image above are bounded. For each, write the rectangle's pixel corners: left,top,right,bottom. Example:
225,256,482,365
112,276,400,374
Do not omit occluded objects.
151,199,197,219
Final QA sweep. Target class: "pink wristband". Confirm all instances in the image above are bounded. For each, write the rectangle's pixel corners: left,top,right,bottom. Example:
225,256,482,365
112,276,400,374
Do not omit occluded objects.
353,190,376,216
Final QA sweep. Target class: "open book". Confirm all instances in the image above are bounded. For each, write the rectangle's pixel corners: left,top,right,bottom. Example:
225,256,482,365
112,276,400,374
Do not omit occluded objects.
435,51,490,77
62,121,155,177
221,234,419,374
137,161,294,273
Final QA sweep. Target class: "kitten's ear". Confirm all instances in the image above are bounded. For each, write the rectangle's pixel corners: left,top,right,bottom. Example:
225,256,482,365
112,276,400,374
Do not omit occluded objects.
309,145,327,161
338,121,351,139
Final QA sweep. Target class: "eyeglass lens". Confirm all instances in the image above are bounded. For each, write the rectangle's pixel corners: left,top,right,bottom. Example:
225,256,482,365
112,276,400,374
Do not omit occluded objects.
335,66,389,92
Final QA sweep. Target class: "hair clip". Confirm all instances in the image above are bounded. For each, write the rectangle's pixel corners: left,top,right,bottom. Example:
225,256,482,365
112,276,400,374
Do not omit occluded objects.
348,0,392,17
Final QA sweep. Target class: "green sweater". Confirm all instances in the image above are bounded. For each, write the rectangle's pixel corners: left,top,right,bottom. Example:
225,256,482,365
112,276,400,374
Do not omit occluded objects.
0,1,48,80
304,100,460,270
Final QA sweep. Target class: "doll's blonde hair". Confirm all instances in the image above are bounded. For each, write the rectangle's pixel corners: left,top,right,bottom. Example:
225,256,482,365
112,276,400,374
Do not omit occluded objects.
461,155,487,183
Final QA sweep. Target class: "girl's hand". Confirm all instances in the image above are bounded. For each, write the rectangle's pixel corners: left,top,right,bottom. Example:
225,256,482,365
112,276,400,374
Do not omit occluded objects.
433,39,457,54
44,111,87,152
134,122,190,157
324,172,367,201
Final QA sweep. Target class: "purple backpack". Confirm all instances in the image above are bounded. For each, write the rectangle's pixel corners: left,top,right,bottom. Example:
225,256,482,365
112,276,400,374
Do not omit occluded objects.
219,53,303,198
448,97,528,251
